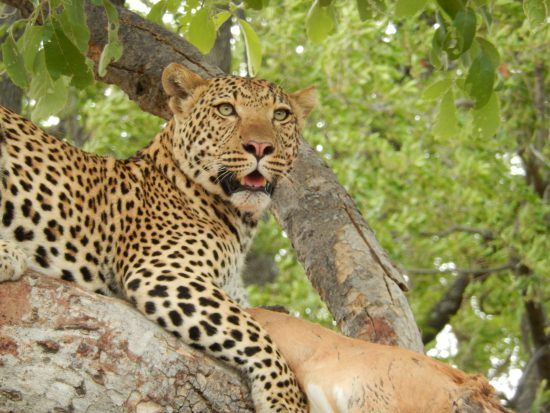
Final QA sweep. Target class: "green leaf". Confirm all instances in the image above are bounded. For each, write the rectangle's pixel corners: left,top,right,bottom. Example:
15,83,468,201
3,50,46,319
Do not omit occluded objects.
213,11,231,30
475,37,500,67
147,0,167,25
239,19,262,76
187,8,216,54
31,76,70,121
244,0,268,10
436,0,465,18
306,0,336,44
98,40,123,78
1,34,29,88
395,0,429,18
44,23,93,89
433,90,460,139
422,78,452,100
28,53,69,120
28,52,51,98
355,0,371,20
58,0,90,53
103,0,120,31
429,25,447,68
453,8,476,53
98,0,123,77
187,0,199,9
523,0,548,26
166,0,181,13
17,25,52,72
465,53,495,108
472,92,500,139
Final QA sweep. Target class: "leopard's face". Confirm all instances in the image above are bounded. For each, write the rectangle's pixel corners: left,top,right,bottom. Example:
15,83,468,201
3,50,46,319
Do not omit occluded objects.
162,64,315,214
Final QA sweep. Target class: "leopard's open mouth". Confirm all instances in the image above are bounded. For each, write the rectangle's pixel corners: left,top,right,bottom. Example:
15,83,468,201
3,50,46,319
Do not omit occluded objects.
219,169,274,196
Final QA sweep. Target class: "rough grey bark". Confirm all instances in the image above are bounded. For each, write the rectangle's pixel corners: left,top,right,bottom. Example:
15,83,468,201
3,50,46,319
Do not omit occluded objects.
0,76,22,113
509,345,550,413
0,272,254,413
205,15,232,74
509,60,549,412
1,0,423,351
271,143,420,347
0,5,23,112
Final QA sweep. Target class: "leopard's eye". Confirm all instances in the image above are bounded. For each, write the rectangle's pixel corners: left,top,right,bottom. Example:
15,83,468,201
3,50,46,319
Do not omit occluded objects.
273,108,291,122
217,103,236,116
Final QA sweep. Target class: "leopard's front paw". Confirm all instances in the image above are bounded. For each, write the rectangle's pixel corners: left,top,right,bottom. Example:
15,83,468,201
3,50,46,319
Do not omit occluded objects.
0,240,28,282
252,376,309,413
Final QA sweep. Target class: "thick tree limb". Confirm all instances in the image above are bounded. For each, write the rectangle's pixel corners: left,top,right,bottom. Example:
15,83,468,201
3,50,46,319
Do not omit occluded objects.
1,0,422,351
272,143,420,347
0,273,254,412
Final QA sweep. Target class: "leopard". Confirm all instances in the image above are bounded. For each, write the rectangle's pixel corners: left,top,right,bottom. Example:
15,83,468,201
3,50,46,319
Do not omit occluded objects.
0,63,316,413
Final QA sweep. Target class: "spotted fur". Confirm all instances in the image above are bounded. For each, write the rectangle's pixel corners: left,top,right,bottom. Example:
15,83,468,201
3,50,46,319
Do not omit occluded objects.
0,63,316,412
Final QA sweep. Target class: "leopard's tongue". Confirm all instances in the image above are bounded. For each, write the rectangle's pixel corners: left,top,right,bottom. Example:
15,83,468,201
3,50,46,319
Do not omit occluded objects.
243,172,266,188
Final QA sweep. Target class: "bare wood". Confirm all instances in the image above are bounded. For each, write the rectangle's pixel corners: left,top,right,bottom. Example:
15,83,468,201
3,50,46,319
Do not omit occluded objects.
0,273,254,412
1,0,423,351
271,143,420,348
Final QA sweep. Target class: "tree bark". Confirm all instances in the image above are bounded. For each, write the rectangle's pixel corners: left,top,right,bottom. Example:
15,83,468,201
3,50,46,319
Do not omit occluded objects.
0,5,23,112
0,273,254,412
509,345,550,413
0,0,423,352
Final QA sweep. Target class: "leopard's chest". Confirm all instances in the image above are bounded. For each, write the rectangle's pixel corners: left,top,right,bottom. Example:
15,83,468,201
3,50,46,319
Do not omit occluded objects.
129,182,255,288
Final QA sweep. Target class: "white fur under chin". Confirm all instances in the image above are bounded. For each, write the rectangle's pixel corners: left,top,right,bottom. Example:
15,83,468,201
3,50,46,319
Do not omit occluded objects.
231,191,271,216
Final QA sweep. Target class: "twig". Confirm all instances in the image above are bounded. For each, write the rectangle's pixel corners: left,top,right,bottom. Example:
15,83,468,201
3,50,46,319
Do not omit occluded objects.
405,262,515,277
419,225,494,241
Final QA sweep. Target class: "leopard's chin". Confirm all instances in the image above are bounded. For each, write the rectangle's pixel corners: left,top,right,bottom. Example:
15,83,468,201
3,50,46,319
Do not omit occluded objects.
230,191,272,215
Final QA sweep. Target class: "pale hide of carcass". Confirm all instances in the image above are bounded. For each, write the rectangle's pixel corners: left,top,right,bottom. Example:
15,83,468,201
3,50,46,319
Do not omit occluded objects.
247,308,511,413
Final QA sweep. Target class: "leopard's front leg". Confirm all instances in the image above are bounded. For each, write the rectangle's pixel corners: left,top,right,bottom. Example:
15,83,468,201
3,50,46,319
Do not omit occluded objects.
123,265,308,413
0,239,28,282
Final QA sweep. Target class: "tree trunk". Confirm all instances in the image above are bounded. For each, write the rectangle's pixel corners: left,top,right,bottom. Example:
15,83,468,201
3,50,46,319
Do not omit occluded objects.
0,273,254,413
0,5,23,112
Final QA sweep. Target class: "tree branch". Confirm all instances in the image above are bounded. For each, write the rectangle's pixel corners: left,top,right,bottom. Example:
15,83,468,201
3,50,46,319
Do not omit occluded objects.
0,273,254,412
406,262,515,276
518,60,548,199
421,273,470,344
419,225,495,241
417,262,515,344
510,345,550,413
2,0,423,351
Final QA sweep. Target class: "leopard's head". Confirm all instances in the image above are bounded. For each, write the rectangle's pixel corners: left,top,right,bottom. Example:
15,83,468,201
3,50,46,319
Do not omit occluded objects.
162,63,315,214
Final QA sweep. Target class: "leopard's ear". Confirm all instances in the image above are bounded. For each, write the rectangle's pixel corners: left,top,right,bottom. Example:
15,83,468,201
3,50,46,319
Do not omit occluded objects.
289,86,316,123
162,63,208,116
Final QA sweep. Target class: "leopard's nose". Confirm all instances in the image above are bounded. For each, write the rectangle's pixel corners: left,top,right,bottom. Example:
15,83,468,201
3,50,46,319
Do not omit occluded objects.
243,141,274,159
